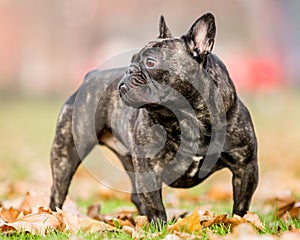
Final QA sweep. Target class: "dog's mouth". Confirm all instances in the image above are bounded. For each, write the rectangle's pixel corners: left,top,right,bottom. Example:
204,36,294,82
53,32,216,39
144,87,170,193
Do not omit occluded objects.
118,82,145,108
118,75,162,108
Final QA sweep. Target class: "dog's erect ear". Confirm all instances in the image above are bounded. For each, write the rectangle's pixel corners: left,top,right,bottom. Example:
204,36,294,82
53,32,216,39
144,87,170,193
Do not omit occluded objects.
158,15,173,38
182,13,216,58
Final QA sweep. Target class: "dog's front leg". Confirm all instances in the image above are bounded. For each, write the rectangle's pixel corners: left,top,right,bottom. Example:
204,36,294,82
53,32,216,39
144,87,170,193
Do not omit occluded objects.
135,167,167,225
230,157,258,216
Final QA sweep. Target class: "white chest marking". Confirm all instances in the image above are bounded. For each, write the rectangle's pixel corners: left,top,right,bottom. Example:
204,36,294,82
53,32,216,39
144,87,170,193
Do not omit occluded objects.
188,156,203,177
192,155,203,162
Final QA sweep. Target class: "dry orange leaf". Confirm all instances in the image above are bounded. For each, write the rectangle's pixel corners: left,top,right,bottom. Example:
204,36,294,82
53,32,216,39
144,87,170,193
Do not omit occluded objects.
203,214,227,227
243,212,263,230
223,215,247,228
289,202,300,219
8,212,65,234
0,224,17,234
77,216,116,232
277,200,300,219
202,212,263,230
231,223,275,240
18,192,49,214
167,207,201,233
280,229,300,240
54,207,117,233
276,199,296,218
266,195,300,219
0,207,20,223
135,215,149,230
122,225,135,236
59,211,81,233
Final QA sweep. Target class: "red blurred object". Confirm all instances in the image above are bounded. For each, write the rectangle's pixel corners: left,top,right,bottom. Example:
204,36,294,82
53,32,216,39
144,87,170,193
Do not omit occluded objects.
226,55,283,92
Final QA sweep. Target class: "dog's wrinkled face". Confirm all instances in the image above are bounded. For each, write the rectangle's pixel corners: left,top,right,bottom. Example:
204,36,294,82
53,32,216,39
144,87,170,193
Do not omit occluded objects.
118,13,216,110
118,39,198,108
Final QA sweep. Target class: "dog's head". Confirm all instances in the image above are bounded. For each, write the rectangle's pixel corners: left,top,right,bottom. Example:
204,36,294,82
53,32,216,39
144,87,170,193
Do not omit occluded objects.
118,13,216,109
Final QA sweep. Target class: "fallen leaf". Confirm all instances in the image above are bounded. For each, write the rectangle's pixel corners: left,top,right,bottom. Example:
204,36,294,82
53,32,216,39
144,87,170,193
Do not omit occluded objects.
203,214,227,227
54,208,116,233
242,212,263,230
225,223,277,240
60,211,80,233
135,215,149,230
280,229,300,240
203,213,244,228
224,215,248,228
18,192,49,214
288,201,300,218
78,216,116,232
265,194,300,219
37,206,52,214
118,218,135,228
276,200,295,218
16,192,79,216
275,198,300,219
167,207,201,233
0,207,20,223
230,223,258,239
280,201,300,220
202,212,263,230
8,212,65,235
61,198,80,215
0,224,17,234
199,210,215,222
208,222,276,240
122,225,135,236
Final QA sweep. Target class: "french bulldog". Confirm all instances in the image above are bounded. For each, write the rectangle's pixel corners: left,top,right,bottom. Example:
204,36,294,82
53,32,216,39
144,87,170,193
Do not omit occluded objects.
49,13,258,225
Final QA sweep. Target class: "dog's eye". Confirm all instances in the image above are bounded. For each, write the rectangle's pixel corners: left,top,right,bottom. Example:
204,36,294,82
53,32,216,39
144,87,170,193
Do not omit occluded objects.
145,57,156,68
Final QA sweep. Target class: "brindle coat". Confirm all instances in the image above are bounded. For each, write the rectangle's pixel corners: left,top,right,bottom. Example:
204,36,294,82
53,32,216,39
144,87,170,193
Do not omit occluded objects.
50,13,258,224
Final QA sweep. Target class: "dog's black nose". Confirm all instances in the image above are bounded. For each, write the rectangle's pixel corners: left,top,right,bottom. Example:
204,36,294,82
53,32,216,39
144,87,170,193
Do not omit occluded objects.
127,67,134,75
119,83,129,95
127,64,140,75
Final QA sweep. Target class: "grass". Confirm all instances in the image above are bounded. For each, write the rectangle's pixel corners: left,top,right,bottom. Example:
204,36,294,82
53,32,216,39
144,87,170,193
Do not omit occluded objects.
1,215,299,239
260,213,300,235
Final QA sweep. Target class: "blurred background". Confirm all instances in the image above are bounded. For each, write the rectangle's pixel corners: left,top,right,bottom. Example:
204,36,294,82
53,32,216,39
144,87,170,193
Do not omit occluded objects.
0,0,299,206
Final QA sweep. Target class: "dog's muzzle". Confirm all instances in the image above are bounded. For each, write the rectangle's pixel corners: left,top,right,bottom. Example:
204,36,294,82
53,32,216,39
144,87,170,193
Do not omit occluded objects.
118,63,147,97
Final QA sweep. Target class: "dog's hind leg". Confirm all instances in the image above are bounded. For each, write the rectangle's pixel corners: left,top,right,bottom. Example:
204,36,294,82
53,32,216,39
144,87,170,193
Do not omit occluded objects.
49,93,96,210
